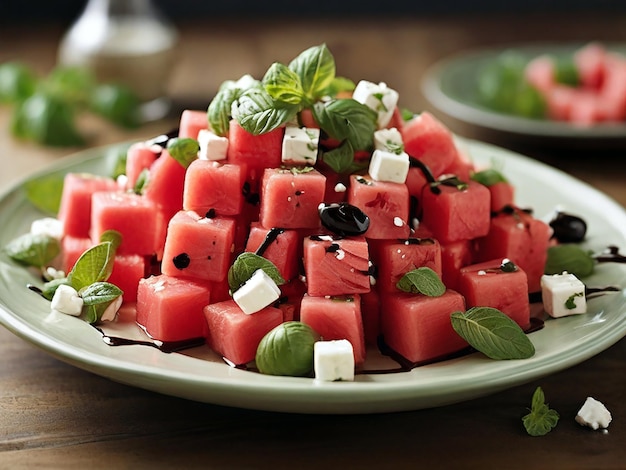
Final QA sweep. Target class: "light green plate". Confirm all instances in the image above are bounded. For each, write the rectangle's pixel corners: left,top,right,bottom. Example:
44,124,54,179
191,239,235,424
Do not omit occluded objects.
0,141,625,414
422,43,626,139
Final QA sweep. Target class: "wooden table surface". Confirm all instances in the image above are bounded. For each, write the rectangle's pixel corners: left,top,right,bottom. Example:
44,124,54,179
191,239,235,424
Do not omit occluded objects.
1,13,625,469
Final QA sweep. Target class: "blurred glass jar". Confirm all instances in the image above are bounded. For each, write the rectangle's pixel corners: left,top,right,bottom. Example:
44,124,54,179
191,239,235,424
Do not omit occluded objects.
58,0,178,120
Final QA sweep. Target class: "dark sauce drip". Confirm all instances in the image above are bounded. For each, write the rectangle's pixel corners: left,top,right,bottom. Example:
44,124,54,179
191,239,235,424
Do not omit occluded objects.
399,237,436,245
595,245,626,264
205,208,216,219
325,243,340,253
242,182,260,205
93,326,205,353
491,204,533,218
549,212,587,243
254,227,285,257
145,128,179,151
409,158,436,183
27,284,44,297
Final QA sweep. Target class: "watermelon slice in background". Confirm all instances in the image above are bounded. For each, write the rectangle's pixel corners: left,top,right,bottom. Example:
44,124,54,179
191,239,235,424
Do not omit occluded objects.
125,142,159,190
179,109,208,139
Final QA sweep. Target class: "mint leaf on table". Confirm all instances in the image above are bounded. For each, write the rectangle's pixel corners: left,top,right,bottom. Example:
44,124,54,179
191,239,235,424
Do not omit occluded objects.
4,233,60,269
450,307,535,360
312,98,377,151
396,267,446,296
228,252,286,293
288,43,336,102
522,386,560,436
166,137,199,168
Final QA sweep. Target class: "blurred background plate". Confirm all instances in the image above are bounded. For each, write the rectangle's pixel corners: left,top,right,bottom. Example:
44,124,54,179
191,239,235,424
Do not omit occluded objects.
421,43,626,142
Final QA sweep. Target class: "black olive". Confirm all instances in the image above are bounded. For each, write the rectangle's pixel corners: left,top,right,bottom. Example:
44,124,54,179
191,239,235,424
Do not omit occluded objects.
549,212,587,243
319,202,370,237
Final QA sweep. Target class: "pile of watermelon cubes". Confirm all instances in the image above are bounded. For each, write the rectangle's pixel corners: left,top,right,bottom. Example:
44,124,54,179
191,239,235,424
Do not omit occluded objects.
56,83,551,374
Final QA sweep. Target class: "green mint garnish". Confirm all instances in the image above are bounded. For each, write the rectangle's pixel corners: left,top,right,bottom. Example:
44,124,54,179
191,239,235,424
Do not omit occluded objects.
396,267,446,296
166,137,199,168
385,140,404,155
312,98,377,151
4,233,60,269
79,281,123,307
0,62,37,103
554,57,580,87
522,386,560,436
227,252,286,294
67,235,119,291
23,173,64,216
450,307,535,360
471,168,508,187
288,43,336,103
565,292,584,309
263,62,306,106
544,244,595,278
400,108,415,121
232,87,299,135
207,81,254,137
322,76,356,97
133,168,150,195
321,141,356,174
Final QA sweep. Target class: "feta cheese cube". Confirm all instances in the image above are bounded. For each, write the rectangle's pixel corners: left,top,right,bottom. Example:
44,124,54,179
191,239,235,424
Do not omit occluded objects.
51,284,84,317
233,269,281,315
314,339,355,381
368,149,410,184
373,127,404,154
575,397,612,430
31,217,64,240
198,129,228,161
352,80,399,128
281,126,320,165
540,272,587,318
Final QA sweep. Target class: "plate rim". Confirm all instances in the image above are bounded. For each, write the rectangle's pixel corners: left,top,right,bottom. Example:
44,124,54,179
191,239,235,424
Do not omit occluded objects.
421,41,626,139
1,140,625,413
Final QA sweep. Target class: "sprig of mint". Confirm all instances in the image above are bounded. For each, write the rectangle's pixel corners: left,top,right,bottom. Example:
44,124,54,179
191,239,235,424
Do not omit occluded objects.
471,168,508,186
4,233,60,270
396,267,446,296
207,75,260,136
166,137,199,168
522,386,560,436
312,98,377,151
450,307,535,360
544,244,595,278
228,252,286,293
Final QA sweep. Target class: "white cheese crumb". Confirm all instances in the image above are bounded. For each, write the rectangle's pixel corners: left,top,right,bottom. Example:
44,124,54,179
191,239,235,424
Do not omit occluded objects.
233,269,280,315
575,397,612,430
541,272,587,318
334,182,347,193
51,284,84,316
393,216,404,227
314,339,355,382
281,126,320,165
30,217,64,240
198,129,228,161
352,80,399,128
100,295,123,322
368,149,410,184
373,127,404,153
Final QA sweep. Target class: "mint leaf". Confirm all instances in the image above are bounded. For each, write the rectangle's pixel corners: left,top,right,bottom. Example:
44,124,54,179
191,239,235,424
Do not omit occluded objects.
90,83,140,129
166,137,199,168
471,168,508,186
554,57,580,86
40,277,69,301
232,87,298,135
323,76,356,97
133,168,150,195
4,233,60,268
396,267,446,296
228,252,286,293
80,281,123,306
0,62,37,103
288,44,336,102
208,86,241,136
99,230,122,252
544,244,595,278
263,62,306,105
450,307,535,360
321,141,355,174
67,241,117,291
312,98,377,150
23,173,64,215
522,386,560,436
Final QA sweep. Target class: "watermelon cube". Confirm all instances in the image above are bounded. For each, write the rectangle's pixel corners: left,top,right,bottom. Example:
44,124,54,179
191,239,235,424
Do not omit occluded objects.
574,42,607,90
203,299,283,366
381,290,468,364
245,223,301,281
457,259,531,329
183,159,246,217
161,210,236,283
279,278,307,320
90,191,163,256
420,180,491,244
143,150,186,223
401,111,459,177
259,167,326,230
440,240,474,292
486,181,515,213
108,254,147,303
303,235,371,297
347,175,410,240
524,55,556,94
125,142,159,190
360,287,381,346
179,109,208,139
300,294,366,364
476,208,551,293
61,235,93,273
136,274,211,342
58,173,119,238
227,120,284,187
369,237,442,294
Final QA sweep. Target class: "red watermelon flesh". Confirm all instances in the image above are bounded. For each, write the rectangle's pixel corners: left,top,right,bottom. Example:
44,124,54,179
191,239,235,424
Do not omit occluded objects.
476,208,551,293
401,111,458,177
300,294,366,364
486,181,515,212
58,173,119,238
440,239,475,292
245,223,301,282
179,109,208,139
421,180,491,244
574,42,607,90
360,287,381,346
259,167,326,230
381,290,467,364
143,150,186,223
108,254,147,303
203,299,283,366
90,191,163,256
302,235,371,297
369,237,442,294
125,142,159,190
161,210,236,283
183,159,246,217
457,259,531,330
524,55,555,94
61,235,93,273
347,175,410,240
